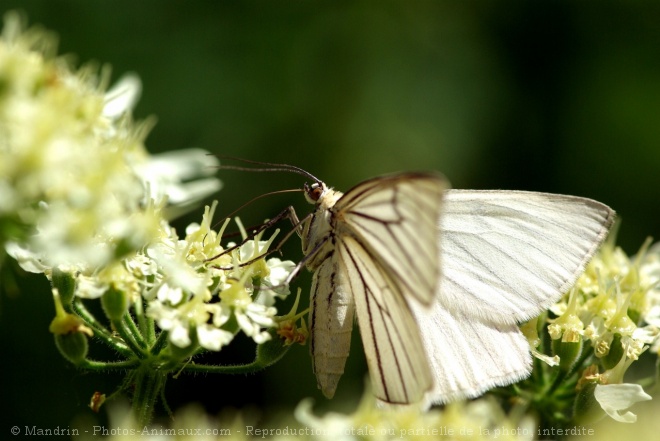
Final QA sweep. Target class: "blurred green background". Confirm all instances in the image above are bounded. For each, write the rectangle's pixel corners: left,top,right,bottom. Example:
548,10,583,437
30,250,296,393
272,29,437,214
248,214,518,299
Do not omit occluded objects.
2,0,660,432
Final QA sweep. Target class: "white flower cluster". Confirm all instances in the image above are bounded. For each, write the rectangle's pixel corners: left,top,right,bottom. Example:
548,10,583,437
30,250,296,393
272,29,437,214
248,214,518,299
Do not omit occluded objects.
0,12,293,354
546,236,660,422
0,12,220,271
26,199,295,352
140,202,295,350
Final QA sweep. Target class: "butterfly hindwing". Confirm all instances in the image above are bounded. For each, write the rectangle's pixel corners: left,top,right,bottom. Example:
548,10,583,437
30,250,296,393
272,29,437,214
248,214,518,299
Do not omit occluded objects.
338,235,433,403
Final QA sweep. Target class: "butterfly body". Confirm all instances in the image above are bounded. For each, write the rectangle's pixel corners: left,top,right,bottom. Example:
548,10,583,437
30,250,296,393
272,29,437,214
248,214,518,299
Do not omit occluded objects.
302,184,356,398
301,173,447,402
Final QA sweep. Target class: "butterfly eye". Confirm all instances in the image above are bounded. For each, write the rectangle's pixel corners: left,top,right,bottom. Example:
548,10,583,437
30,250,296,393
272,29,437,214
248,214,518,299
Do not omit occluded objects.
304,182,324,203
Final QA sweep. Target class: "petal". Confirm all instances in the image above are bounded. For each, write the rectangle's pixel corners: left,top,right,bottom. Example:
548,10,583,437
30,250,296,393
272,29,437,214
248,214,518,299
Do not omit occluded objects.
642,306,660,327
266,258,295,285
197,324,233,351
4,242,49,274
103,74,141,118
76,275,109,299
211,304,231,327
170,325,192,348
236,312,257,336
594,384,652,423
252,331,272,344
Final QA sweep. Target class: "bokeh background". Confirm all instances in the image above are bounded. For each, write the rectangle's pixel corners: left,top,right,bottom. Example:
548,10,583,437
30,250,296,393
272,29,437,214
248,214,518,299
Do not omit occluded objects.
2,0,660,432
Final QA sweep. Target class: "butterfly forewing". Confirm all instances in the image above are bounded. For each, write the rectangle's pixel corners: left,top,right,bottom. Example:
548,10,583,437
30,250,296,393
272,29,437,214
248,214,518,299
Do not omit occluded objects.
335,173,447,306
439,190,615,324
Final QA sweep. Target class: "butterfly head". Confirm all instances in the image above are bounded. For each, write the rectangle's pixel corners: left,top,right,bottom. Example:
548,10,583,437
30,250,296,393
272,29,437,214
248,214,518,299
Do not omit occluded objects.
304,181,328,205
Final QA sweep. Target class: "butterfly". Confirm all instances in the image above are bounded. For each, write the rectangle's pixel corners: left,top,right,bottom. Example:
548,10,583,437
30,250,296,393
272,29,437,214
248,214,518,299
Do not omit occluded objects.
296,172,614,405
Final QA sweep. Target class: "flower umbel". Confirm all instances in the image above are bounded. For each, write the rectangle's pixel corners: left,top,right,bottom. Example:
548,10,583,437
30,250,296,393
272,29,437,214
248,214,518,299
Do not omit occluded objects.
0,13,295,426
513,229,660,428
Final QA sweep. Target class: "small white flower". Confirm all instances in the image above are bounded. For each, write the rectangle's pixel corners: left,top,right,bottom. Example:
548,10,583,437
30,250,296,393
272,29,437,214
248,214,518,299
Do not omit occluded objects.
1,13,221,275
156,283,184,305
147,301,178,330
170,324,192,348
147,298,215,349
644,305,660,327
125,252,159,279
76,274,109,299
235,301,276,344
147,241,209,296
238,239,270,263
0,13,160,270
594,383,652,423
256,257,296,306
197,324,233,351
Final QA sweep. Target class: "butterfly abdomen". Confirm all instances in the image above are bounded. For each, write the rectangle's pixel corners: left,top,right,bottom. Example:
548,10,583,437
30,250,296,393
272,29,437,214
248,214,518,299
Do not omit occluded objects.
309,257,355,398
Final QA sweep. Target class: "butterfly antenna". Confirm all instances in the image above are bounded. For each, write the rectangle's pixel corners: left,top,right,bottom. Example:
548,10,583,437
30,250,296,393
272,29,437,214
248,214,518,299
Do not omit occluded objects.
213,155,322,184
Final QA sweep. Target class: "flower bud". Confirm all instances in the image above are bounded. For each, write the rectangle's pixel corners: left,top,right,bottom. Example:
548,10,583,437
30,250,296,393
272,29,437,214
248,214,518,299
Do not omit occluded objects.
574,381,605,424
101,285,129,321
602,334,624,370
89,391,106,413
255,330,291,368
54,331,89,365
552,330,583,372
51,269,77,311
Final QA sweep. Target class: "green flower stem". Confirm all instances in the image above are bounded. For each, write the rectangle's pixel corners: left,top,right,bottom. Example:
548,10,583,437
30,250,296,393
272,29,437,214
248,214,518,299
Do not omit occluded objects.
150,330,169,355
160,385,174,420
181,359,267,374
123,313,146,348
72,298,133,356
545,368,570,397
555,388,580,401
72,297,111,334
133,299,154,345
182,333,290,374
146,316,156,347
568,347,593,379
132,366,167,426
531,354,547,384
79,358,140,371
544,346,593,397
112,315,148,358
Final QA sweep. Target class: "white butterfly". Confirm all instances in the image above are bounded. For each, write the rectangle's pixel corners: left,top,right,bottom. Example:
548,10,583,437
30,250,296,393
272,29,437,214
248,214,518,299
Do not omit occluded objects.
296,172,614,406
